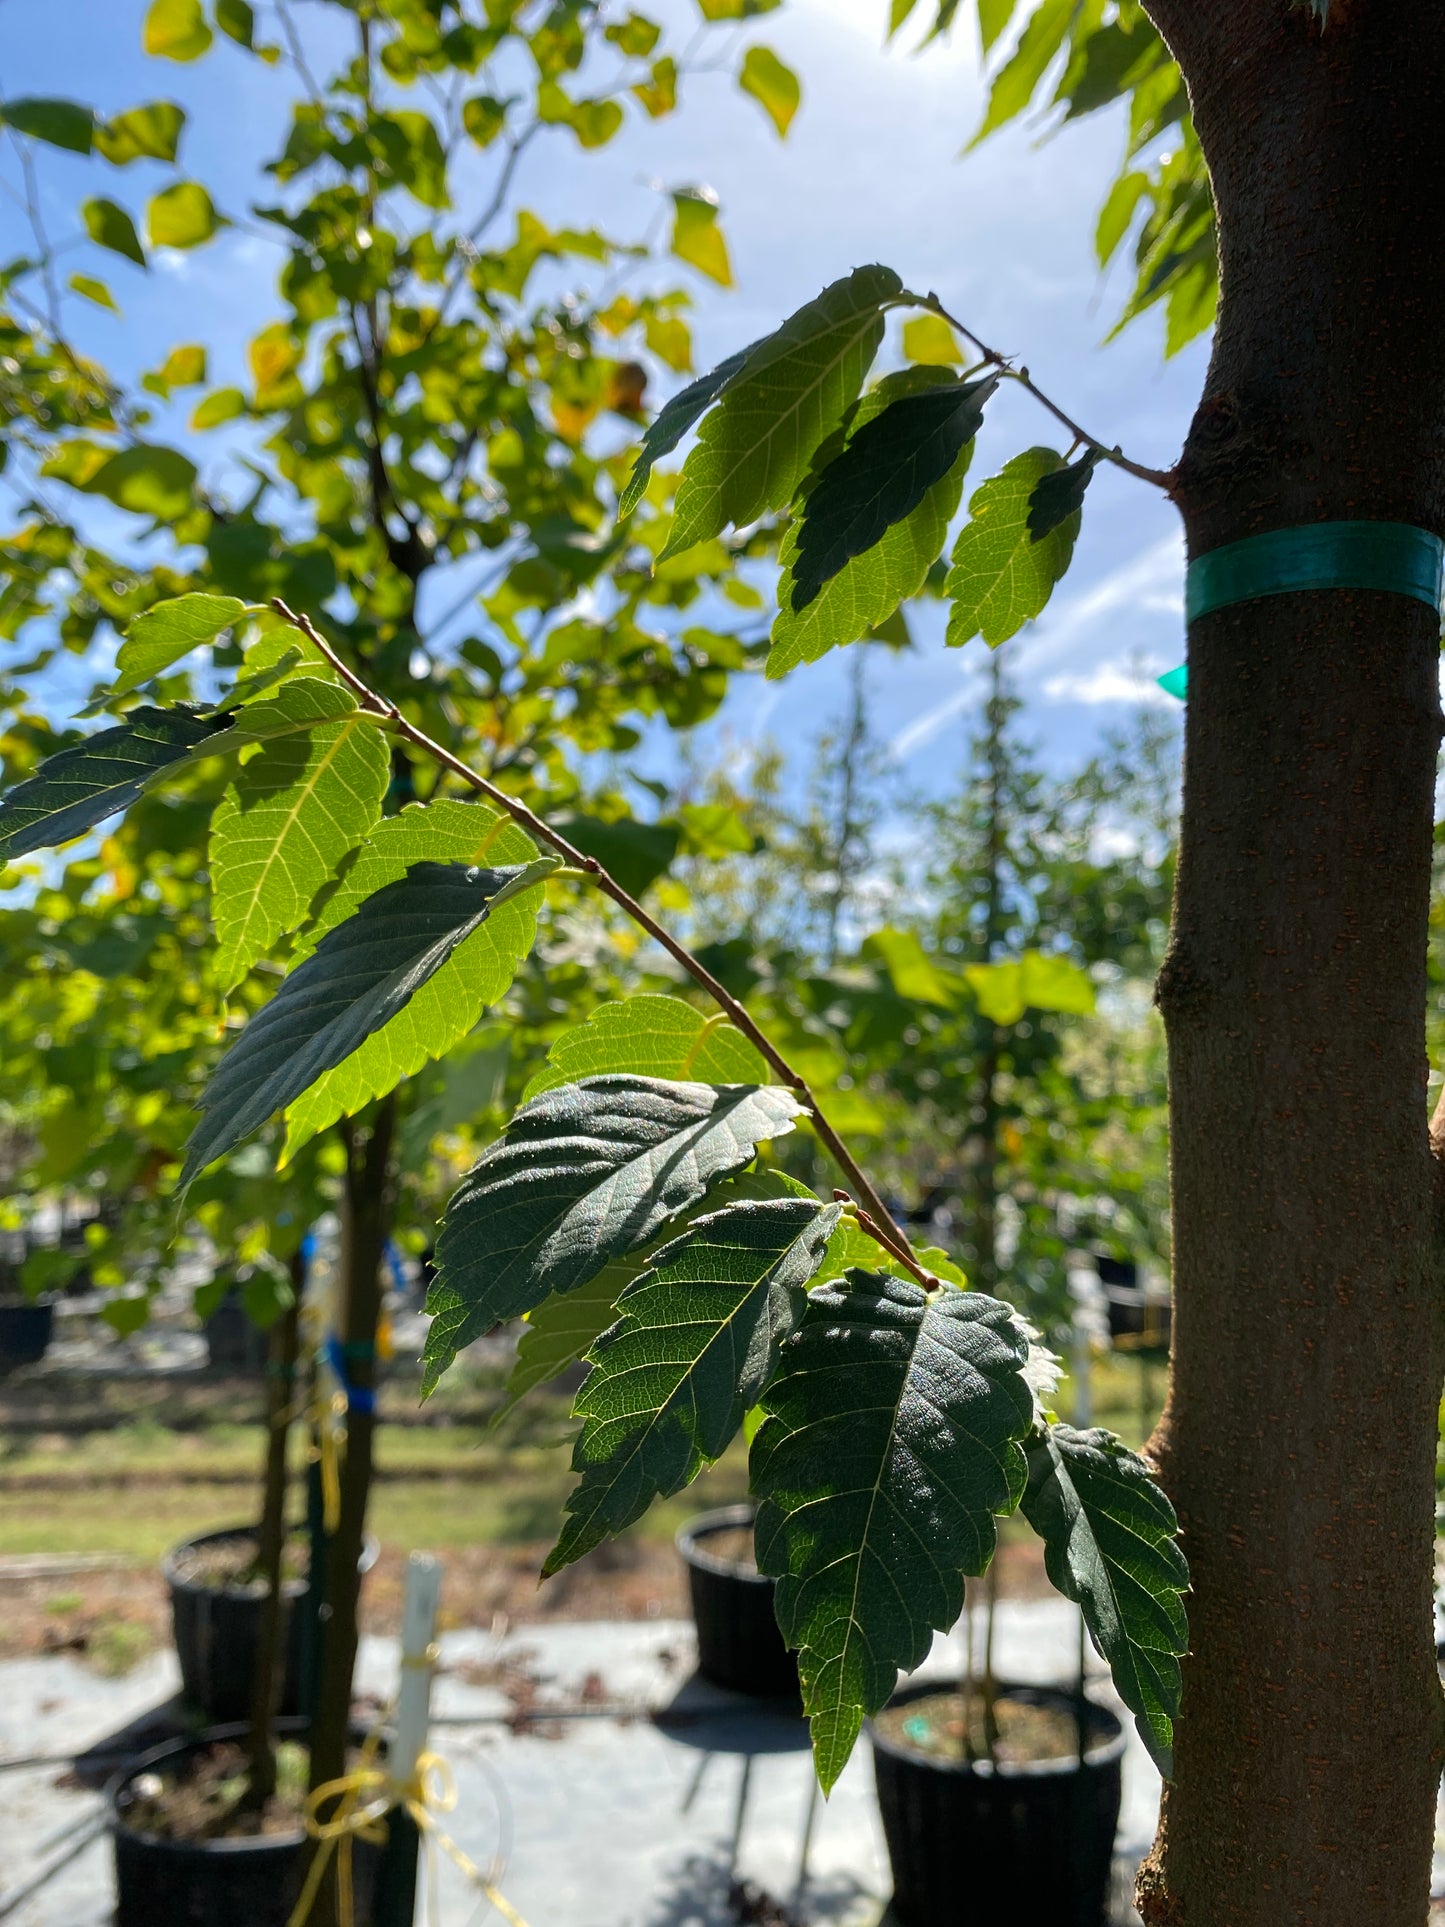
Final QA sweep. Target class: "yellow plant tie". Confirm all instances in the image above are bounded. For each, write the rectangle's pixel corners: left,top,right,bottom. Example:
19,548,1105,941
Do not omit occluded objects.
284,1715,531,1927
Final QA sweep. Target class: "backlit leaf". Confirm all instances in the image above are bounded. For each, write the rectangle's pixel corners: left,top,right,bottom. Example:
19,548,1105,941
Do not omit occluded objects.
108,593,246,703
974,0,1072,142
147,180,222,250
1021,1425,1188,1776
183,862,548,1187
546,1196,842,1572
752,1273,1034,1787
68,275,118,313
209,679,389,989
663,265,900,560
945,447,1081,649
281,801,546,1155
738,46,800,137
902,313,962,366
670,191,733,289
144,0,213,61
523,994,767,1099
73,444,197,521
422,1075,805,1394
0,707,224,862
618,342,757,517
789,375,996,610
95,101,185,165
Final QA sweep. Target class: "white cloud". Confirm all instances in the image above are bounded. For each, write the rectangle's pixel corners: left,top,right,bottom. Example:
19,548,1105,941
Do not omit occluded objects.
1042,662,1178,706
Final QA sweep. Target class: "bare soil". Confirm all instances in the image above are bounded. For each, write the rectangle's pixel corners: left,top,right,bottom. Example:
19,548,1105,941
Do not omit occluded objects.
119,1737,311,1842
873,1687,1085,1768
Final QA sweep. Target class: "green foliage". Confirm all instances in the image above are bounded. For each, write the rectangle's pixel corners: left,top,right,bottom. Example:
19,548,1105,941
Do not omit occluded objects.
282,802,545,1156
183,860,552,1187
143,0,212,61
790,375,996,611
1027,447,1101,541
81,197,147,265
769,368,973,677
210,682,391,992
945,448,1082,649
105,594,246,706
1022,1425,1189,1775
422,1075,805,1394
618,345,757,517
663,266,902,559
547,1195,841,1571
147,181,222,249
0,707,223,861
522,994,766,1098
753,1273,1035,1787
670,191,733,287
738,47,800,137
966,950,1095,1024
95,102,186,166
2,99,94,154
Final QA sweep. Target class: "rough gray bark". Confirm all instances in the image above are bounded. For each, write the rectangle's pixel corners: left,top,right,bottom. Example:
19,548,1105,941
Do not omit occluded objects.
1135,5,1445,1922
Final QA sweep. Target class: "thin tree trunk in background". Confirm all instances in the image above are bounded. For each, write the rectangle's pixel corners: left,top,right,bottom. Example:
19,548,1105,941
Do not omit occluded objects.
304,1101,396,1923
245,1277,302,1806
1134,6,1445,1921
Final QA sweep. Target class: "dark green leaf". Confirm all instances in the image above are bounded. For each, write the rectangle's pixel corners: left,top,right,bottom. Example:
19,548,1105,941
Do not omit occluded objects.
0,707,223,862
1021,1424,1189,1777
551,812,679,895
1027,447,1100,542
662,266,902,559
752,1272,1034,1788
546,1196,841,1573
2,98,94,154
422,1075,806,1395
618,343,756,518
790,376,996,611
181,862,550,1187
82,197,146,267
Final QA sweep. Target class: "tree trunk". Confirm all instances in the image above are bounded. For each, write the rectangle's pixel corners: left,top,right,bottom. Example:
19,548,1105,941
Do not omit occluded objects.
245,1279,302,1807
1136,6,1445,1922
305,1102,396,1924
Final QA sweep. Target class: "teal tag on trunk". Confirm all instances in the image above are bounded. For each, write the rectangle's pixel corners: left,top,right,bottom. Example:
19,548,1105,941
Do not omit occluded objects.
1186,521,1444,624
1157,665,1188,702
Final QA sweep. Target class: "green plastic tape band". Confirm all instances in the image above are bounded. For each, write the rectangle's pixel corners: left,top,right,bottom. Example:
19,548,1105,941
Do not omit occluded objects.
1186,521,1444,625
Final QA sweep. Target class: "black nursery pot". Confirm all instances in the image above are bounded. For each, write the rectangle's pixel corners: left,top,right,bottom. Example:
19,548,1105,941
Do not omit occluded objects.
108,1723,380,1927
869,1679,1126,1927
677,1504,799,1700
165,1526,378,1724
0,1295,53,1369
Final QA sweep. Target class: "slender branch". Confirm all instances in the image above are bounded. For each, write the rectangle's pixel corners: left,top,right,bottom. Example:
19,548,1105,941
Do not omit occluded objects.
270,598,925,1271
918,294,1178,494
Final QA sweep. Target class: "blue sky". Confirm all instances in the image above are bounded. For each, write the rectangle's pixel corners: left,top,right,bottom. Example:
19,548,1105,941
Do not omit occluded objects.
0,0,1204,794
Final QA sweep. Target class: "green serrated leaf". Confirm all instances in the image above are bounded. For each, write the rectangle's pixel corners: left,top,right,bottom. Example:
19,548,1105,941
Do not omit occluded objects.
0,706,223,862
281,804,547,1157
504,1169,818,1414
738,46,800,137
768,369,971,678
183,861,544,1187
105,593,246,704
547,1196,842,1574
662,266,901,561
210,682,391,992
1022,1425,1188,1777
523,994,766,1100
3,98,94,154
422,1075,805,1396
618,343,757,518
790,376,996,611
206,648,305,717
752,1272,1034,1788
1027,446,1100,542
944,448,1081,649
974,0,1072,143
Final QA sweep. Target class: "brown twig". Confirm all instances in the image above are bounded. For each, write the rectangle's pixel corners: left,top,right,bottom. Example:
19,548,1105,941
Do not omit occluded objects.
917,294,1178,494
269,598,923,1263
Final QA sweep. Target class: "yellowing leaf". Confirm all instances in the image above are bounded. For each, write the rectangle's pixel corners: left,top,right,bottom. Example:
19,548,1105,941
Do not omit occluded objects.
902,313,962,365
68,274,118,313
670,191,733,288
159,343,206,388
191,387,246,430
248,323,301,408
147,180,222,250
738,46,800,137
95,101,186,165
644,314,693,373
144,0,213,61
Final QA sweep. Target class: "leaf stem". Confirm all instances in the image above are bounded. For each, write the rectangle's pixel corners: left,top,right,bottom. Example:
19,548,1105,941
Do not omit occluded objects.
913,294,1178,495
271,599,921,1265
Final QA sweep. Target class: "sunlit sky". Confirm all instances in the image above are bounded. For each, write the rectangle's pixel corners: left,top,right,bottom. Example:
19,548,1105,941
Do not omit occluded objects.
0,0,1207,797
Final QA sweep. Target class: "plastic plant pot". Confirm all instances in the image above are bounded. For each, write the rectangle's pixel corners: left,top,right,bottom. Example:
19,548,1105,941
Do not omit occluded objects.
676,1504,799,1700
